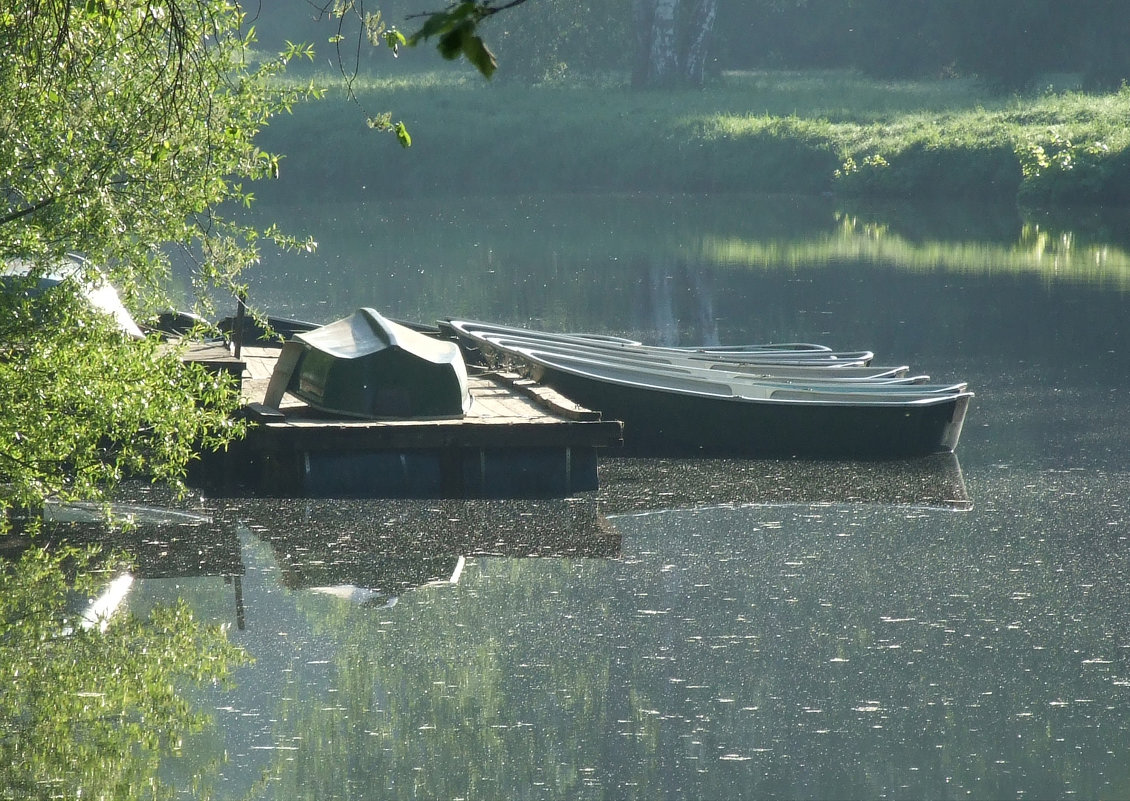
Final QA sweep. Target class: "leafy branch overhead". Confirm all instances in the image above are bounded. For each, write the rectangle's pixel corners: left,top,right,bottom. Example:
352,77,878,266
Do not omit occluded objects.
0,0,319,514
318,0,528,145
408,0,533,78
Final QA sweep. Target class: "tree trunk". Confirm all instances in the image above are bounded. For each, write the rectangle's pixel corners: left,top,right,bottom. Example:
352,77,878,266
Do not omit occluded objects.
682,0,717,88
647,0,680,87
631,0,654,87
632,0,717,89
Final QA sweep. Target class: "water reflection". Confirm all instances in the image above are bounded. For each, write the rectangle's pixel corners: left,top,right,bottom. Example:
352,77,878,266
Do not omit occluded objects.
228,496,620,559
230,195,1130,328
599,453,972,513
4,500,246,629
92,192,1130,797
0,502,246,800
227,496,618,613
600,475,1130,799
115,494,622,800
115,466,1130,800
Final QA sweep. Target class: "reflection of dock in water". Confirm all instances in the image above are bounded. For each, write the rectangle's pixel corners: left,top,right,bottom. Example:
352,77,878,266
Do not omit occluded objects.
277,550,466,608
598,452,971,513
2,501,247,629
226,496,620,604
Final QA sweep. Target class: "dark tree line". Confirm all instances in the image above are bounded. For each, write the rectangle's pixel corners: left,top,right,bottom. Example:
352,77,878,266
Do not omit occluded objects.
255,1,1130,91
718,0,1130,90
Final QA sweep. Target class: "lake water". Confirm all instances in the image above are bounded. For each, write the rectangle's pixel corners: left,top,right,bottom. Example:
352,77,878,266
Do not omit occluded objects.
84,195,1130,797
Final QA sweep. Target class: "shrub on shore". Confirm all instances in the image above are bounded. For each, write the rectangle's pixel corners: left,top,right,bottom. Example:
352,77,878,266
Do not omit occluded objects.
261,70,1130,206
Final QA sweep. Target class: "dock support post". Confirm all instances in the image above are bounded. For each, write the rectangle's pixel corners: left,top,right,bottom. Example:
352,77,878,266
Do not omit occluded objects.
232,291,247,359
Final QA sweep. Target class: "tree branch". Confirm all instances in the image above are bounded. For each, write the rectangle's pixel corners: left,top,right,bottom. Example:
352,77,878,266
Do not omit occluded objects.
0,197,56,228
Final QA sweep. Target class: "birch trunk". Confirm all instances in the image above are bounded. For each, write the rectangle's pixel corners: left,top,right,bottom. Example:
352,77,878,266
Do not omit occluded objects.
647,0,680,87
631,0,654,86
633,0,680,88
632,0,717,89
682,0,717,87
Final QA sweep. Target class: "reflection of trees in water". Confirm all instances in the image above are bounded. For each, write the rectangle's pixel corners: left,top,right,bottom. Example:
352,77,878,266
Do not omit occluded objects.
245,194,1130,335
249,474,1130,799
265,557,622,800
0,542,245,800
640,258,720,346
218,496,611,799
604,481,1130,799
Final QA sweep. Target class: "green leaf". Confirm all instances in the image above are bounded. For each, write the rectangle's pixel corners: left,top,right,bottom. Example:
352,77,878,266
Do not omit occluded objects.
366,112,393,130
409,1,479,46
462,34,498,79
437,23,470,61
395,121,412,149
0,0,315,509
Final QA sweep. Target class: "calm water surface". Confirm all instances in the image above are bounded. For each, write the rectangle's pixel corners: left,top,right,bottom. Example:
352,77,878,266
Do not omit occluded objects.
145,195,1130,798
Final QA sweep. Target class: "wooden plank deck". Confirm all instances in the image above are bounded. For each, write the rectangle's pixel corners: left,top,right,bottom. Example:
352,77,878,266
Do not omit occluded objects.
236,346,621,451
178,340,246,379
190,345,623,497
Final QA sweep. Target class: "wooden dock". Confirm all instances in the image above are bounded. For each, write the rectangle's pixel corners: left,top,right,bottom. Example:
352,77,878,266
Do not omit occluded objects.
188,344,623,498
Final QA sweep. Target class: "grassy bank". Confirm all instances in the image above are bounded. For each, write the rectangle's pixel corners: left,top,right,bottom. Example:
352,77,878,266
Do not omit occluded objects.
260,70,1130,205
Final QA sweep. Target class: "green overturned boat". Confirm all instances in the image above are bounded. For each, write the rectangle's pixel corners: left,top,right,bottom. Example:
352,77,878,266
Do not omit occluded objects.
265,308,471,419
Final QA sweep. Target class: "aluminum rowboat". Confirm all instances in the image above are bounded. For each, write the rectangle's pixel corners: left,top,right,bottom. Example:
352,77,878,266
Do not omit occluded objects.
442,318,972,458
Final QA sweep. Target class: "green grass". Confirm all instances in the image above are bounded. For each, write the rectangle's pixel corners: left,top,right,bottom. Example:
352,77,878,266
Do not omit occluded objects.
259,69,1130,204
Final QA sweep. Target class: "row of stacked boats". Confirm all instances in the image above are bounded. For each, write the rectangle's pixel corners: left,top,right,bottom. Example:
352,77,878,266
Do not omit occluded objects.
256,307,972,460
440,318,973,459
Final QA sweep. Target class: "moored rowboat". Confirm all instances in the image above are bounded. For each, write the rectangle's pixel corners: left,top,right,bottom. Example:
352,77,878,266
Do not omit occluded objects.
513,346,971,458
443,318,972,458
508,344,968,397
443,319,890,374
266,308,471,419
478,334,932,386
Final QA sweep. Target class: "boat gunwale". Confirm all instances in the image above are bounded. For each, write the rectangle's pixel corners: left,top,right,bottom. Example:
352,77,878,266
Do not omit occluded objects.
515,345,972,409
440,317,973,457
481,336,958,392
444,319,875,364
